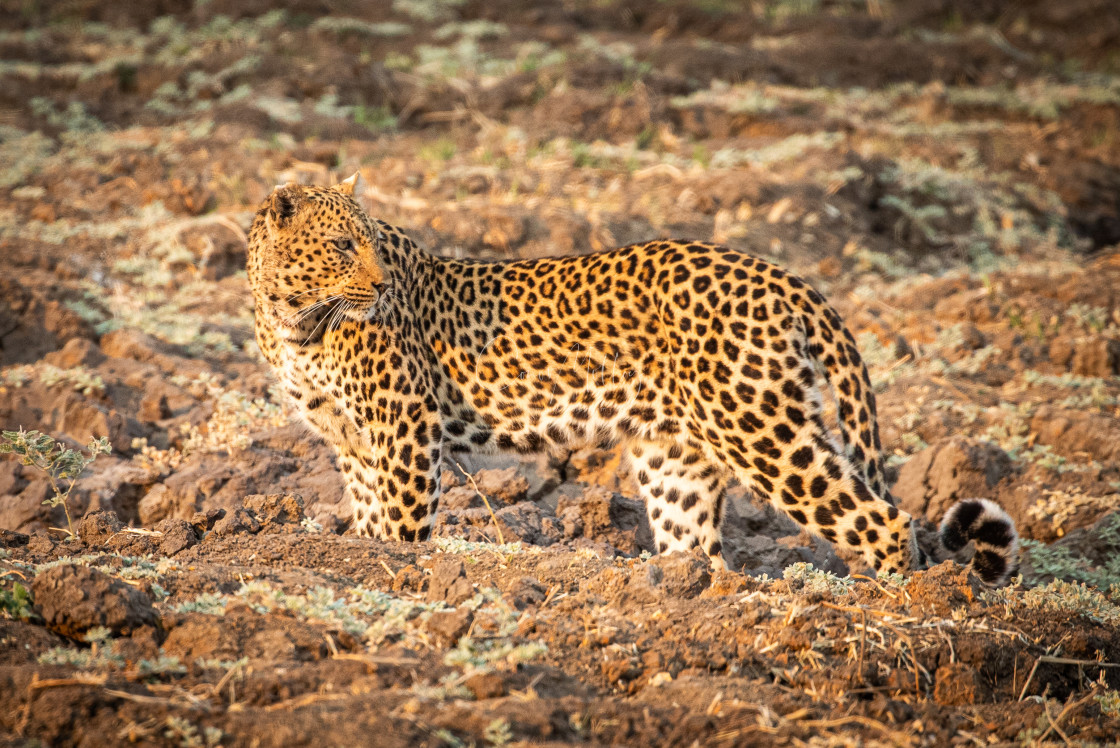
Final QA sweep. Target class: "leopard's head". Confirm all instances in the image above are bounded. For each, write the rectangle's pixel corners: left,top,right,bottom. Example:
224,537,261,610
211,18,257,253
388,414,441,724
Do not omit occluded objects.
248,174,390,340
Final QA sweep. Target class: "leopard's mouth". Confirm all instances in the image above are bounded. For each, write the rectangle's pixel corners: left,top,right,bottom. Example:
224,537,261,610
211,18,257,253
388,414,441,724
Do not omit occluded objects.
273,285,390,338
344,283,392,321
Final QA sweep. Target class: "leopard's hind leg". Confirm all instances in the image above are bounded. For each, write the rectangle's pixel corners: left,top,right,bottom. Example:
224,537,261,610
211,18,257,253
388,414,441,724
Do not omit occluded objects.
692,365,921,577
628,439,732,570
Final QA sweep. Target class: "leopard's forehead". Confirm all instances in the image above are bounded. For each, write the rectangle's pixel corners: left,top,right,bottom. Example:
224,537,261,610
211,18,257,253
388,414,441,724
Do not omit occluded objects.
267,187,368,240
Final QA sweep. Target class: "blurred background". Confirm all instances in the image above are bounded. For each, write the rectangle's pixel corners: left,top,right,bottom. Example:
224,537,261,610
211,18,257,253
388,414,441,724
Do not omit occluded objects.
1,0,1119,553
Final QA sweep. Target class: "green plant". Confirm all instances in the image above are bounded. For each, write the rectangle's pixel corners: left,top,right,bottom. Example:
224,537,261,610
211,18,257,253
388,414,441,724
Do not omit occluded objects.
164,716,222,748
1020,514,1120,588
484,718,513,747
0,582,34,620
0,429,111,538
782,562,854,596
1098,689,1120,718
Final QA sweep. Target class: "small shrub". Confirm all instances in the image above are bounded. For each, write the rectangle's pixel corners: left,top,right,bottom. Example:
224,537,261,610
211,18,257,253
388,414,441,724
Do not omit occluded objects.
0,429,111,538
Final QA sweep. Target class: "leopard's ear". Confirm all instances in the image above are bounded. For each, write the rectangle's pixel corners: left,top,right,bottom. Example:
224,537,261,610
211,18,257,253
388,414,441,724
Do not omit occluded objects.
332,171,363,197
266,183,306,235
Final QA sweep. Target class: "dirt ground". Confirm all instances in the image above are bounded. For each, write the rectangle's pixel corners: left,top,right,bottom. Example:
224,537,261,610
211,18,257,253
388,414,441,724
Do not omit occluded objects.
2,0,1120,745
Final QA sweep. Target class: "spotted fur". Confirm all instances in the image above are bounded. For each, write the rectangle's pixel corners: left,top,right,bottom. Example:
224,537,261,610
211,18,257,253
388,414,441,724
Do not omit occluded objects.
247,176,1019,585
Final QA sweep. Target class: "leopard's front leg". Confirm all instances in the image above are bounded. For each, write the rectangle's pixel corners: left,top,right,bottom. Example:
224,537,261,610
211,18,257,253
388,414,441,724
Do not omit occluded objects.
339,410,443,541
340,394,445,539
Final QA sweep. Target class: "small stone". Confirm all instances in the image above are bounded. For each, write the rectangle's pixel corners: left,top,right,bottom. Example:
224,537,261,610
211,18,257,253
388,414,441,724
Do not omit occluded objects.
155,518,199,555
439,486,482,512
391,564,427,594
1071,337,1120,377
636,549,712,599
138,391,170,422
210,508,262,537
426,558,474,606
42,338,105,369
190,507,226,533
463,670,506,699
424,607,474,647
0,528,29,548
137,484,174,525
894,438,1015,521
243,494,306,525
76,510,123,545
472,468,529,504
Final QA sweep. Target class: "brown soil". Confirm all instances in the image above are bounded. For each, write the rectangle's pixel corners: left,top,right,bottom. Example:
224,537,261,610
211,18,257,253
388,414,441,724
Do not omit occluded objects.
2,0,1120,745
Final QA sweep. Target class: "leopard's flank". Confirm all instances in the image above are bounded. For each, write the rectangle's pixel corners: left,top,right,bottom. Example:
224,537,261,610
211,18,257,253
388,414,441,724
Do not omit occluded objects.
247,176,1020,585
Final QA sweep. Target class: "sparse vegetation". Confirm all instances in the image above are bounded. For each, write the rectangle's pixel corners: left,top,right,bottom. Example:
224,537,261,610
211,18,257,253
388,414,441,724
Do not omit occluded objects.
1,429,111,538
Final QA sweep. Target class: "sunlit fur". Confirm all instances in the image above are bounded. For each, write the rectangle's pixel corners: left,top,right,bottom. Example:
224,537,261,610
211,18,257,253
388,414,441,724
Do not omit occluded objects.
247,177,1019,585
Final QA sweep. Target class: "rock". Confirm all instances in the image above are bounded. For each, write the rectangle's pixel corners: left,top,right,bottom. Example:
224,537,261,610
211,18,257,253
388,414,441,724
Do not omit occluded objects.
493,502,561,546
391,564,426,594
42,338,105,369
893,438,1015,522
138,391,170,422
471,468,529,504
32,563,159,640
1050,336,1120,376
137,462,235,525
210,508,262,537
635,549,712,599
76,510,122,545
440,486,484,512
190,507,226,533
155,518,199,555
454,453,563,503
0,461,28,498
72,459,150,526
108,624,162,664
435,497,562,546
905,561,984,615
1048,337,1075,368
557,486,652,556
0,479,53,534
243,493,306,526
139,378,195,419
726,535,820,578
138,484,175,525
163,606,328,664
426,558,474,606
0,528,29,548
424,607,474,647
47,390,138,452
463,670,506,699
99,328,206,377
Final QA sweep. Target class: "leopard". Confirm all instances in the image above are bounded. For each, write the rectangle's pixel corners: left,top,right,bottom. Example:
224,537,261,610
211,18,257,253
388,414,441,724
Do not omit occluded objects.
247,174,1020,585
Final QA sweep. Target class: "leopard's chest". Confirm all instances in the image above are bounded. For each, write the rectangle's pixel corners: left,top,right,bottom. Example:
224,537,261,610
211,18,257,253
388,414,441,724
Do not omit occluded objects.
275,343,367,452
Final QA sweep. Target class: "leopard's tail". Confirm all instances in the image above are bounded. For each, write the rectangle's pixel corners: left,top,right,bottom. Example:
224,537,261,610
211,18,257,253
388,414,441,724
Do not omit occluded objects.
804,298,1020,587
800,300,893,502
939,498,1020,587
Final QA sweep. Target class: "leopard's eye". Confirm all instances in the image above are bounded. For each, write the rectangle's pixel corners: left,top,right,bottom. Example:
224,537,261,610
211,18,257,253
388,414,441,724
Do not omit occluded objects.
333,237,355,253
